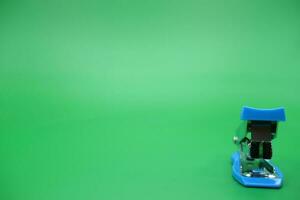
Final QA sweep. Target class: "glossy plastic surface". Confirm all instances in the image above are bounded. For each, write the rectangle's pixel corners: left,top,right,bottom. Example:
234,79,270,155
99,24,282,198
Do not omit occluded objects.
231,152,283,188
241,106,286,121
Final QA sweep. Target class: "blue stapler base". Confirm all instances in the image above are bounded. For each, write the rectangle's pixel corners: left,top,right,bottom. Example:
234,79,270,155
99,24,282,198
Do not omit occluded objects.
231,152,283,188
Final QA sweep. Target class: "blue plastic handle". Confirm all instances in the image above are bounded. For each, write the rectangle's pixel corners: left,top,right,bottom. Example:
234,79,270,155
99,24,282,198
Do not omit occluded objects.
241,106,286,121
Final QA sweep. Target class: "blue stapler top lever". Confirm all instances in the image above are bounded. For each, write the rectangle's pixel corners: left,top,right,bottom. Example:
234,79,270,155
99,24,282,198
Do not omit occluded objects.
241,106,286,121
232,106,286,188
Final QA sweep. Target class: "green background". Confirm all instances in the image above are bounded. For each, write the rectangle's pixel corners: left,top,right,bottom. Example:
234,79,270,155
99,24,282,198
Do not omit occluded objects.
0,0,300,199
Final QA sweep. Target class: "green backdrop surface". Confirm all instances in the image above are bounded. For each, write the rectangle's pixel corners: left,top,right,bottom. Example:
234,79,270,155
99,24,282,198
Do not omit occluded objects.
0,0,300,200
